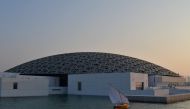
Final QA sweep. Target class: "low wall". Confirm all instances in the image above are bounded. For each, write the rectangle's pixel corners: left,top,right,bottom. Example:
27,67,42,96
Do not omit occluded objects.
169,88,190,95
167,93,190,103
154,89,169,96
127,93,190,104
125,90,154,96
127,95,167,103
125,89,169,96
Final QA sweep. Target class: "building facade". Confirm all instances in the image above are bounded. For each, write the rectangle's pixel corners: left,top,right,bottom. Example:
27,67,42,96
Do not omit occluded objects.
68,72,148,96
149,75,186,87
0,71,187,97
2,52,187,97
0,72,49,97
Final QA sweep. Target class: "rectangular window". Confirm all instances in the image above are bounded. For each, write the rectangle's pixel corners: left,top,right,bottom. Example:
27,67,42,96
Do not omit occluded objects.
78,81,82,91
13,82,18,89
136,82,144,90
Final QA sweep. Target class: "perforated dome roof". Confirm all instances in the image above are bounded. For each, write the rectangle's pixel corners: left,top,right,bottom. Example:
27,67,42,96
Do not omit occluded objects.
6,52,179,76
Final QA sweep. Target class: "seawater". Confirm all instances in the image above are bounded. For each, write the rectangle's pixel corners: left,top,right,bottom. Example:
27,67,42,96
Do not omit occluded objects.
0,95,189,109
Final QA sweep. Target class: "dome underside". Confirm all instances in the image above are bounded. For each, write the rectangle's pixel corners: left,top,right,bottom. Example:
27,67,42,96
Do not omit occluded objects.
6,52,178,76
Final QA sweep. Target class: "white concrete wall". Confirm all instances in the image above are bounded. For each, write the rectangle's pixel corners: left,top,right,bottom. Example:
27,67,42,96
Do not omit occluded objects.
0,75,49,97
68,72,149,96
148,75,186,87
162,76,186,83
68,73,131,96
148,75,162,87
154,89,169,96
48,77,59,87
130,73,148,90
169,88,190,95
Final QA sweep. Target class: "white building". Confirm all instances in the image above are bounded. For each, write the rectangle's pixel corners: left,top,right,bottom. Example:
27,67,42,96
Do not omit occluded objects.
0,71,187,97
0,72,49,97
68,72,171,96
186,76,190,82
3,52,188,97
148,75,186,87
68,72,147,96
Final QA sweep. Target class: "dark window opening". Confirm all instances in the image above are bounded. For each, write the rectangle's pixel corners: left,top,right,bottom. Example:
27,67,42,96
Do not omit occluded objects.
13,82,18,89
59,75,68,87
136,82,144,90
78,81,82,91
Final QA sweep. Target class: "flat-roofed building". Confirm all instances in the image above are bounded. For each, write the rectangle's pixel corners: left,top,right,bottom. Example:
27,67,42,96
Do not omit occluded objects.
0,72,49,97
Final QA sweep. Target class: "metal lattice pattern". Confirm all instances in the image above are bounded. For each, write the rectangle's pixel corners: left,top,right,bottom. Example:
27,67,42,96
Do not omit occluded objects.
6,52,179,76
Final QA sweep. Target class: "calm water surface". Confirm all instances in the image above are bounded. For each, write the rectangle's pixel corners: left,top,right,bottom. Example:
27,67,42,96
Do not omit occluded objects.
0,95,189,109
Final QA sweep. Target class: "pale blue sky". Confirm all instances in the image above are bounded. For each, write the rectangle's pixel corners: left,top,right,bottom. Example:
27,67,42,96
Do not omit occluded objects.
0,0,190,75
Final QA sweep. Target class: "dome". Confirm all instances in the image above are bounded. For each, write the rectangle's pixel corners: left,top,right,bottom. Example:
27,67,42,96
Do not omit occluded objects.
6,52,179,76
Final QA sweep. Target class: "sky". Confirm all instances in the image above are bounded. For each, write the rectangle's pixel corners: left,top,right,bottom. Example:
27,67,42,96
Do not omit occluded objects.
0,0,190,76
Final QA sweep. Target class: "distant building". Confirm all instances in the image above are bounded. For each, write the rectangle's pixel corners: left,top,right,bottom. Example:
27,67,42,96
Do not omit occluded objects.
186,76,190,82
1,52,186,97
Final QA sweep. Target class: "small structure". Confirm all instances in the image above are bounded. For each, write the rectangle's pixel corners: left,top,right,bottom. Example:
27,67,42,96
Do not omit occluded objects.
0,72,49,97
